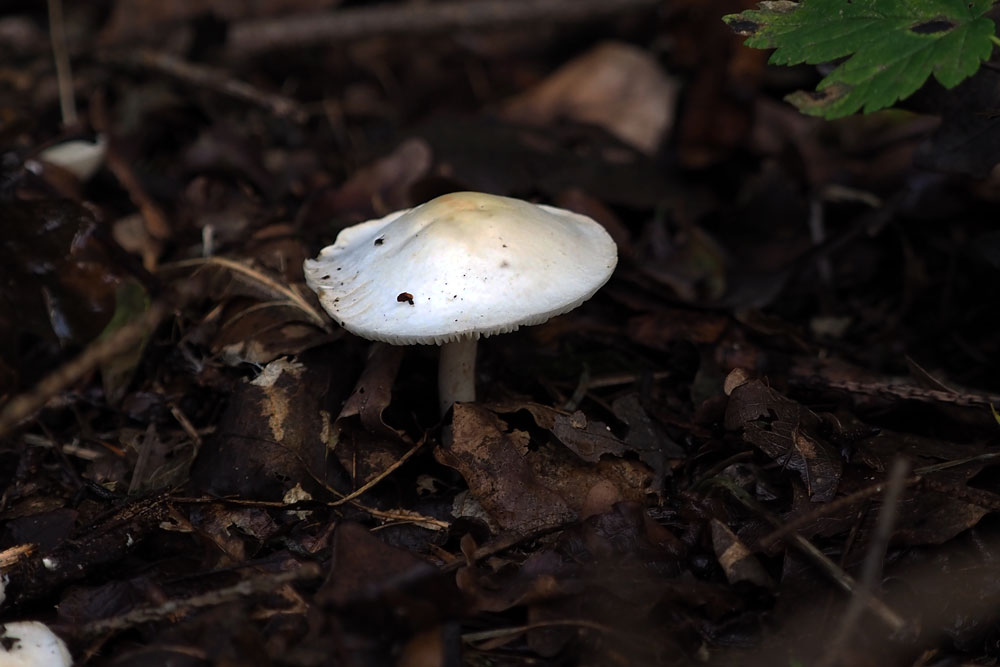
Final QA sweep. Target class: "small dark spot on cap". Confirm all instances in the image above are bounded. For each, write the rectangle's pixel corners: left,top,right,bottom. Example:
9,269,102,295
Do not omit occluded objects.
397,292,414,305
321,274,330,279
374,236,385,246
500,260,509,268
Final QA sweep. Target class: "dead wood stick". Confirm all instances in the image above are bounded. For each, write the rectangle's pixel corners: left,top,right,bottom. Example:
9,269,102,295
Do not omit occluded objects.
703,480,908,633
0,302,168,440
47,0,77,126
227,0,659,56
79,563,322,636
440,521,572,573
818,378,1000,408
99,49,308,122
819,458,910,667
760,474,921,549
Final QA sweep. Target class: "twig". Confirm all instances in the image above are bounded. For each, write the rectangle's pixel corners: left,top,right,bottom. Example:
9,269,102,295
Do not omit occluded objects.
227,0,659,56
330,437,425,506
462,618,617,645
760,474,921,549
173,495,451,532
0,302,169,440
820,458,910,667
702,479,908,633
99,49,308,123
807,197,833,286
159,257,328,329
795,376,1000,408
47,0,76,126
440,521,572,573
79,563,322,636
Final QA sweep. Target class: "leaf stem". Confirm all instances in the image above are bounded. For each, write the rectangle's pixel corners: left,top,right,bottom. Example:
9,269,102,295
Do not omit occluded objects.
990,34,1000,49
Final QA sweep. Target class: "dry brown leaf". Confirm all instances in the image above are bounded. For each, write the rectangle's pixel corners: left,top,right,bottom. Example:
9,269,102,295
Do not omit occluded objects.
502,42,678,154
436,404,649,533
190,357,330,499
329,343,411,488
724,379,843,502
492,401,625,463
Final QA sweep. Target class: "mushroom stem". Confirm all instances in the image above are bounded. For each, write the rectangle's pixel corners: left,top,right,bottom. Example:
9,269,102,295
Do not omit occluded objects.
438,337,478,415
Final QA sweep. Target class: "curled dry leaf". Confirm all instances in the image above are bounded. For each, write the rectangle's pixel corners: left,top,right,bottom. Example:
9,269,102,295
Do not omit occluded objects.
436,404,650,533
711,518,774,588
493,396,678,493
187,504,280,563
330,343,411,487
492,401,626,463
502,41,679,154
724,379,842,502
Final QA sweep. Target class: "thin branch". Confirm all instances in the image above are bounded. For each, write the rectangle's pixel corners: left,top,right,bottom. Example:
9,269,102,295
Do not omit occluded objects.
329,437,426,506
0,302,169,439
462,618,617,644
820,458,910,667
440,521,572,573
47,0,77,126
99,49,308,123
227,0,659,56
79,563,322,636
760,474,920,549
795,376,1000,408
160,256,329,329
703,479,908,633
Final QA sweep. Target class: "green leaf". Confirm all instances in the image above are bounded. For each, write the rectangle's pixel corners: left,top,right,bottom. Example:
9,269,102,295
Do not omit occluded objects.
98,279,152,404
724,0,997,118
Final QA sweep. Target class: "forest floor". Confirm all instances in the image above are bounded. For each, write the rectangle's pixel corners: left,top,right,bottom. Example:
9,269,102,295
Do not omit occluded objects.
3,1,1000,665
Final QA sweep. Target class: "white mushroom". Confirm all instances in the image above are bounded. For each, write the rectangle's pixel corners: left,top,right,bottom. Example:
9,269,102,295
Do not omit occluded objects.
31,135,107,182
304,191,617,415
0,621,73,667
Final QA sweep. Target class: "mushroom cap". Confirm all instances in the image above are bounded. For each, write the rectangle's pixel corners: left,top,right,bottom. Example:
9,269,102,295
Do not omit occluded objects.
0,622,73,667
304,191,617,344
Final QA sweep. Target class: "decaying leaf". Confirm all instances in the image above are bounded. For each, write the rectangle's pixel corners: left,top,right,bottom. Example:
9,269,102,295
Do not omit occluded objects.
190,356,331,499
492,401,626,463
502,41,679,154
98,279,152,404
724,379,843,501
436,404,650,533
330,343,411,487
